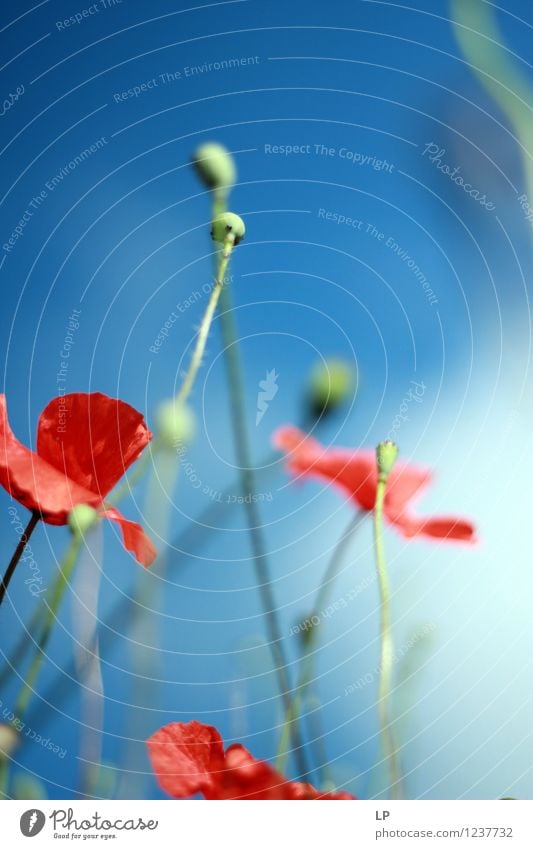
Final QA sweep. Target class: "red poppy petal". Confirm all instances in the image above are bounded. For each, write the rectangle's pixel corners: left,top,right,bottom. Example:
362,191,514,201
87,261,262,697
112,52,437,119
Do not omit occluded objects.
390,512,476,542
100,506,157,567
385,462,432,514
219,744,287,799
274,425,376,510
37,393,152,498
147,722,225,799
0,395,100,523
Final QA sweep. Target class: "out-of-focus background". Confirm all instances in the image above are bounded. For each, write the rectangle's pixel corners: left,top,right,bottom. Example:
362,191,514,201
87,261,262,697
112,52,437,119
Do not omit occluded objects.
1,0,532,800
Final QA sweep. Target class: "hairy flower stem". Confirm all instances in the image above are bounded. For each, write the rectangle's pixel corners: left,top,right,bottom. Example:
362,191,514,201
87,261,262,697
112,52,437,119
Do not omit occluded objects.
217,282,308,778
276,512,365,776
13,533,83,720
373,474,402,800
0,513,40,608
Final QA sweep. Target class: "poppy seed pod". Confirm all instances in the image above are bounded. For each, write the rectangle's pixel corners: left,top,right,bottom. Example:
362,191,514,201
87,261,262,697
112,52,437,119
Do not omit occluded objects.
68,504,98,537
307,358,356,419
156,399,196,449
376,440,399,479
211,212,245,246
192,142,236,191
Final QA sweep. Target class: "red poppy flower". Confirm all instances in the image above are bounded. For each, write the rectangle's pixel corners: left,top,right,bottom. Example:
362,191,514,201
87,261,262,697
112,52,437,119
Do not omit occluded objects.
147,721,355,800
0,393,156,566
274,426,475,543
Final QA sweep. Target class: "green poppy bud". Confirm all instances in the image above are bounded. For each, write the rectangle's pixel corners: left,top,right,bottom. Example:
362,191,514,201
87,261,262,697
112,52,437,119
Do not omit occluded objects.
376,440,399,480
307,358,356,419
192,142,236,191
68,504,98,537
0,723,20,757
156,399,196,450
211,212,245,246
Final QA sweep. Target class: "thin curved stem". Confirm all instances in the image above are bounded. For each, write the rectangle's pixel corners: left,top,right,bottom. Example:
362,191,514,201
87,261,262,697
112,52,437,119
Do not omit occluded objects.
217,280,309,778
18,423,313,726
107,238,233,508
176,235,234,407
373,475,401,800
13,533,83,720
0,513,40,608
276,512,365,775
110,238,233,507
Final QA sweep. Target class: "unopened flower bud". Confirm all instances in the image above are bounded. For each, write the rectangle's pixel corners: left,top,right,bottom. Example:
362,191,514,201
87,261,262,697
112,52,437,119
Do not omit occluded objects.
68,504,98,537
192,142,236,192
0,723,20,758
307,358,356,419
376,440,399,480
156,399,196,449
211,212,245,246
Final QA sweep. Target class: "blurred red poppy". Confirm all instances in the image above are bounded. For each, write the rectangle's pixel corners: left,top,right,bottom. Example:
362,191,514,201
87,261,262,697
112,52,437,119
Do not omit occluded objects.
0,393,156,566
147,721,355,800
274,426,475,543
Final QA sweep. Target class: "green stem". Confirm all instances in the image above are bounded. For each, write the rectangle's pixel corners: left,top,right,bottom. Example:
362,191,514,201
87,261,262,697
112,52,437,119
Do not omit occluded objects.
0,757,8,799
0,513,40,607
451,0,533,213
106,446,158,507
0,235,234,693
373,475,401,800
217,281,308,778
176,234,234,406
13,534,83,719
276,512,365,775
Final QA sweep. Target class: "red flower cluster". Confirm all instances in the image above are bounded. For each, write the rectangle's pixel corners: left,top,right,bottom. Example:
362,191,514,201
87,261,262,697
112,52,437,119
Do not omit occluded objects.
274,426,475,543
147,721,354,800
0,393,156,566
